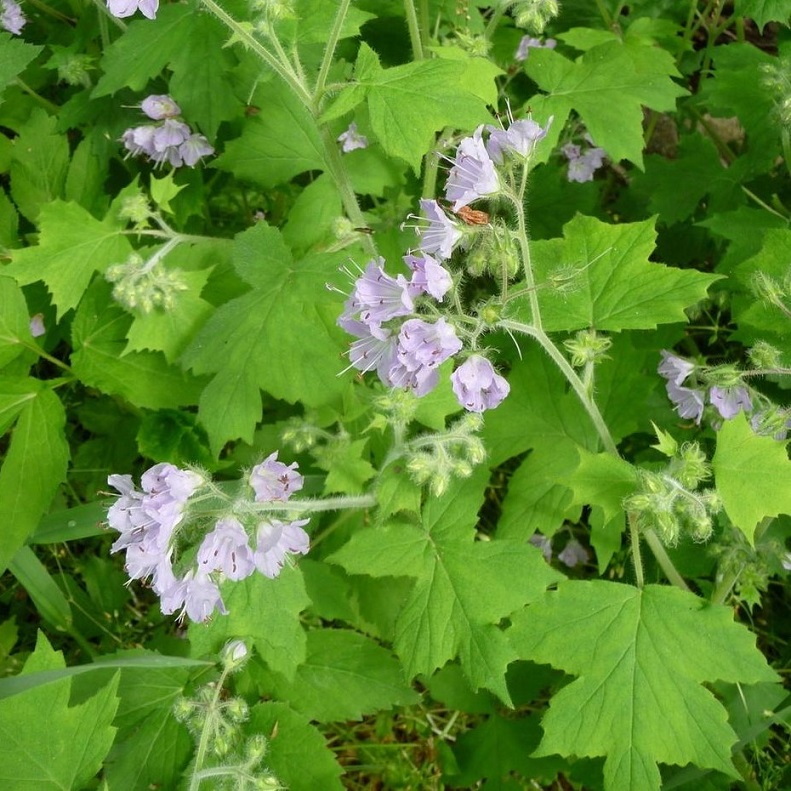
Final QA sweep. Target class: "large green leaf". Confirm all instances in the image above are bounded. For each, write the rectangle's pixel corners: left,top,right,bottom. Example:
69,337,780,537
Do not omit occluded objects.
0,385,69,574
506,215,720,332
181,224,352,453
4,200,131,320
71,280,205,410
247,702,344,791
510,581,778,791
262,629,419,722
712,414,791,544
330,469,563,702
189,566,310,682
526,39,687,167
0,633,120,790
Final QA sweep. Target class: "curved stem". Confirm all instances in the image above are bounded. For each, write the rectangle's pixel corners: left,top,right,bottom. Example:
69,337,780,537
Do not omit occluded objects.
498,320,618,456
188,668,230,791
404,0,425,60
199,0,312,108
314,0,352,103
643,529,690,592
508,172,542,332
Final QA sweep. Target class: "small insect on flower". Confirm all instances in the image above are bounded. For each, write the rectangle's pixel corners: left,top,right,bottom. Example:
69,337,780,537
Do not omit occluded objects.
454,205,491,226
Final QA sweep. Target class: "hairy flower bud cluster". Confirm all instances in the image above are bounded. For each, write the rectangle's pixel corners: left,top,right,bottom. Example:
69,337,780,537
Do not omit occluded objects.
106,252,189,314
106,453,310,623
122,94,214,169
1,0,25,35
564,329,612,367
512,0,560,34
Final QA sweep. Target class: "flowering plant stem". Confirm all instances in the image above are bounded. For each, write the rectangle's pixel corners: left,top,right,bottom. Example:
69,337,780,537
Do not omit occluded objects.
187,663,231,791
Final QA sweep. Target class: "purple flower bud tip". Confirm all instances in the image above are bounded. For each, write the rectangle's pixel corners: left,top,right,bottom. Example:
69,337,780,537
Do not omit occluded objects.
29,313,45,337
106,0,158,18
451,355,510,412
141,95,181,120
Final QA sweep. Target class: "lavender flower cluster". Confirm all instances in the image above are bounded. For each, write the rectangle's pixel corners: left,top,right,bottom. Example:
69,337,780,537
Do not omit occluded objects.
1,0,25,34
337,118,553,413
659,350,752,425
107,453,309,623
562,138,606,183
122,95,214,169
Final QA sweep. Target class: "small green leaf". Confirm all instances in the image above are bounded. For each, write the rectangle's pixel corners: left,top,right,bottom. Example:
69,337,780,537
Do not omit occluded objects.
735,0,791,31
189,566,310,682
0,33,42,101
4,200,131,319
247,702,344,791
264,629,419,722
0,386,69,574
510,581,778,791
0,634,120,790
712,414,791,544
8,546,72,632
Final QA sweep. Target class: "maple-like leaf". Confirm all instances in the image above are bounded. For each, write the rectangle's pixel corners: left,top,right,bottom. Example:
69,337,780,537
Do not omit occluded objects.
329,469,563,702
505,215,721,332
526,39,687,167
510,580,778,791
712,413,791,544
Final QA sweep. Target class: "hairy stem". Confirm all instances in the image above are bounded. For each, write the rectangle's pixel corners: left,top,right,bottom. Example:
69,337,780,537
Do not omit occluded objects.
314,0,352,102
628,513,644,588
404,0,425,60
188,667,230,791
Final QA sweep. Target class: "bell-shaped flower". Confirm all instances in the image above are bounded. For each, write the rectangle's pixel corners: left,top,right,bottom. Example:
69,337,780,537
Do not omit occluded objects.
249,452,304,502
451,355,510,412
404,253,453,301
710,386,752,420
414,199,462,260
197,517,256,581
445,126,500,211
253,519,310,579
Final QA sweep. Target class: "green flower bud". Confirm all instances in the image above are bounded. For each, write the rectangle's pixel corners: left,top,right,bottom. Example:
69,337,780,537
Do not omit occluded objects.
225,697,249,723
221,639,249,669
563,329,612,368
748,340,783,370
331,216,355,240
119,194,152,224
675,442,710,488
246,734,269,763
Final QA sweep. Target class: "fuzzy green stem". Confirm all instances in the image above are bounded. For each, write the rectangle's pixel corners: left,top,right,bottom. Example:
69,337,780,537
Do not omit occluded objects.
199,0,312,108
14,79,60,114
594,0,614,29
236,493,376,517
188,668,231,791
497,320,619,456
628,513,644,588
404,0,425,60
644,529,691,591
315,0,352,102
508,170,543,332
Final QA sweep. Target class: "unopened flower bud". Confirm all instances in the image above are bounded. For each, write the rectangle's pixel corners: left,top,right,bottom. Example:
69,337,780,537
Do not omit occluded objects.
246,734,269,762
331,216,355,239
221,639,249,669
213,731,233,758
563,329,612,368
119,195,153,224
748,341,783,370
675,442,710,488
225,697,249,723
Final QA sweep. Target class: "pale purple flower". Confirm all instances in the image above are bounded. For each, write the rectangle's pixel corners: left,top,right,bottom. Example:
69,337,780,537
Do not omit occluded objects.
197,517,256,581
29,314,45,337
413,199,463,260
450,355,510,413
397,317,462,371
563,140,607,183
710,386,752,420
445,126,500,211
249,452,304,502
122,125,157,158
666,381,705,423
782,552,791,572
141,95,181,120
486,116,552,163
403,253,453,301
529,533,552,561
386,359,439,396
106,0,158,19
152,119,191,152
337,122,368,153
253,518,310,579
141,462,203,502
514,36,556,62
351,258,414,324
1,0,25,34
658,350,696,386
177,570,228,623
751,409,791,441
346,321,399,381
179,134,214,167
558,538,589,568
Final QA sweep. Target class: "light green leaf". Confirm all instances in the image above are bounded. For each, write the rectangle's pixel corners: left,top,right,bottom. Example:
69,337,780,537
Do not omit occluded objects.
0,276,33,368
526,40,687,167
0,377,39,436
0,33,42,102
330,469,563,701
735,1,790,34
375,461,422,521
71,280,205,410
9,109,69,222
315,437,376,494
4,200,131,319
8,546,72,633
0,634,120,790
510,581,778,791
712,414,791,544
248,702,344,791
507,215,721,332
189,567,310,682
264,629,419,722
214,79,324,188
0,386,69,574
294,0,374,43
124,268,214,363
181,224,351,453
149,171,186,215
